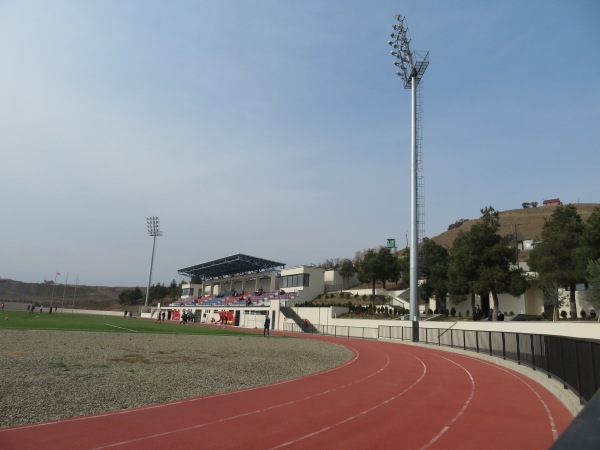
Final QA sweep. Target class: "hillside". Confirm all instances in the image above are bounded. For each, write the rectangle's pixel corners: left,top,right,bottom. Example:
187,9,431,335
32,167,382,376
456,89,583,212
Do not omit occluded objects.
429,203,599,250
3,203,598,310
0,280,129,310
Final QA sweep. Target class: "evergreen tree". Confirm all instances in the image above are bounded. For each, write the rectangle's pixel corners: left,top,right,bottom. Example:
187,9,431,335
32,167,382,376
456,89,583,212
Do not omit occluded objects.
582,259,600,312
338,259,357,289
528,204,586,319
420,238,450,312
447,207,525,320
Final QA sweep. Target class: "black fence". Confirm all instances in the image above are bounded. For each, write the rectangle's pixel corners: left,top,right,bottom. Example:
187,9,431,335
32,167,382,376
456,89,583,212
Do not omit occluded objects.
283,322,600,404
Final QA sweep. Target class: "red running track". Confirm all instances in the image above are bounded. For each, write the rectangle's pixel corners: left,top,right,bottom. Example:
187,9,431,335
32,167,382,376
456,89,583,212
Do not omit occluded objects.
0,334,574,450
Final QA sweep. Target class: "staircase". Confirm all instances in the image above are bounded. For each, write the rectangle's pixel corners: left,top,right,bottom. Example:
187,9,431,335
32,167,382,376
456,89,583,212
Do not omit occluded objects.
280,306,316,333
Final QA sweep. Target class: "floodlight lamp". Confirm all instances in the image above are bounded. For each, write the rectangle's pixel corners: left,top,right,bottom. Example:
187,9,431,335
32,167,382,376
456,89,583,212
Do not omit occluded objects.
388,40,394,46
395,14,401,21
395,71,402,77
391,51,398,57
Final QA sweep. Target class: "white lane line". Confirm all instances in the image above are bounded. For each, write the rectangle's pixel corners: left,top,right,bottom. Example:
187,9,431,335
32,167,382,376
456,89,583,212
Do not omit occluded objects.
1,344,361,434
90,344,392,449
476,358,558,439
270,354,428,449
419,355,476,450
105,324,138,333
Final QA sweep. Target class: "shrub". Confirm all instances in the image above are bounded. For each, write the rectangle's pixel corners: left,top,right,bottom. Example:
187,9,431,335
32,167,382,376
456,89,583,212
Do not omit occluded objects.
354,293,359,299
445,309,450,317
580,310,587,319
466,310,470,318
458,312,463,318
590,310,597,319
450,307,456,317
427,308,433,314
541,312,547,319
509,311,514,316
434,309,439,314
560,310,567,319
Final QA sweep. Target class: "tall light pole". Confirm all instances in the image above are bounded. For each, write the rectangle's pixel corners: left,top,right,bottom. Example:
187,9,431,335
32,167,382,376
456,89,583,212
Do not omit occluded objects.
389,14,429,342
145,216,163,307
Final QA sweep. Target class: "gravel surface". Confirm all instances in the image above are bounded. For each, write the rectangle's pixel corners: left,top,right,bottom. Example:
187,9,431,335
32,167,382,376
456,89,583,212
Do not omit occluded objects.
0,330,353,428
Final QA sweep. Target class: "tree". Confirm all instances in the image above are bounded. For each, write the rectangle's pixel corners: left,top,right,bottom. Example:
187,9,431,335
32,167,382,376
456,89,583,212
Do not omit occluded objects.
447,207,526,320
420,238,449,312
582,259,600,312
149,283,169,303
528,204,587,319
118,287,143,306
168,279,182,302
447,228,480,314
538,280,569,321
581,207,600,262
357,250,379,295
357,248,399,294
338,259,357,289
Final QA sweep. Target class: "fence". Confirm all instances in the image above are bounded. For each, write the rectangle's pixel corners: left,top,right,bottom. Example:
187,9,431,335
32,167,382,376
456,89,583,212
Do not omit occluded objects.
282,322,600,405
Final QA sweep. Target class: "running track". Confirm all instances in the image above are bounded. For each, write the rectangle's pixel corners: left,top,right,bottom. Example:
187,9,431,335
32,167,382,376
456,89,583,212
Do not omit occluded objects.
0,334,574,449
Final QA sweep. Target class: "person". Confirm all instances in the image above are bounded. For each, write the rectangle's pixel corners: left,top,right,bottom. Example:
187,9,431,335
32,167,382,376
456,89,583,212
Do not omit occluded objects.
124,310,128,318
49,306,52,315
474,305,482,321
156,310,162,323
304,319,310,332
27,304,30,312
40,305,43,314
161,311,166,322
1,302,4,311
487,308,494,321
264,314,271,336
497,310,505,321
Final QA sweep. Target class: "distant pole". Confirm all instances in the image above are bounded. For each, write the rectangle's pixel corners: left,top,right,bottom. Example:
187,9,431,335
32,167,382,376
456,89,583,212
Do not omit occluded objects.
72,274,79,313
145,217,163,307
50,272,59,309
389,14,429,342
61,273,69,312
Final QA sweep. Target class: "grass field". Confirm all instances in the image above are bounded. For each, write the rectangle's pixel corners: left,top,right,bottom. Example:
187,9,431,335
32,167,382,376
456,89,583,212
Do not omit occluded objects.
0,310,261,337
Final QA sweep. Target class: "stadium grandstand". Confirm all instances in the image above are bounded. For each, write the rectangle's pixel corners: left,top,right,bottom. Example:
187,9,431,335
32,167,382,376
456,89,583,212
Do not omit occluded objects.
156,253,355,330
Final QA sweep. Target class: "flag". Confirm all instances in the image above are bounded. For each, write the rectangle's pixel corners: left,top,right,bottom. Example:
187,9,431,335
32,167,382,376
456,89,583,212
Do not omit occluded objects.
56,272,61,276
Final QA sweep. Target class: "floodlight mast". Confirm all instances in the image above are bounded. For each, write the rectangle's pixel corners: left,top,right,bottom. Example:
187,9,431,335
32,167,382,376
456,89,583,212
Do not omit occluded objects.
145,216,163,307
389,14,429,342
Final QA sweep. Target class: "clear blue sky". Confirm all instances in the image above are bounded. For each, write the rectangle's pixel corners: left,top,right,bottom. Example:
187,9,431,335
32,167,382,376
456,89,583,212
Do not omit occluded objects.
1,1,598,287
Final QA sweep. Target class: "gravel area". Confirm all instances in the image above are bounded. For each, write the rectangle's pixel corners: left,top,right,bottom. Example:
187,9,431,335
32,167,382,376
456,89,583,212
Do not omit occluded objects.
0,330,352,428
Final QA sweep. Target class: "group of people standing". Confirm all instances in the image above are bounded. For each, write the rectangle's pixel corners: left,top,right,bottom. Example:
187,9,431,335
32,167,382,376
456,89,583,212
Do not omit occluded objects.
473,305,504,321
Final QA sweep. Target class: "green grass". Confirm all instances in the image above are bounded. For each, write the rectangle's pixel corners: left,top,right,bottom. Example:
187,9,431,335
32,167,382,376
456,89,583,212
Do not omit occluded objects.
0,310,260,337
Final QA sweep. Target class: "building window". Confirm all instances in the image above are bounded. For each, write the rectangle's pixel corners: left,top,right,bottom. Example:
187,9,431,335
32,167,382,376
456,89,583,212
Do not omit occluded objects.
183,287,194,296
281,273,310,288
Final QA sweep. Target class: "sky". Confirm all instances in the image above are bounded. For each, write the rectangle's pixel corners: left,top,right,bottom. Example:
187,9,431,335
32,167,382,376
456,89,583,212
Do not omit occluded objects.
1,1,599,287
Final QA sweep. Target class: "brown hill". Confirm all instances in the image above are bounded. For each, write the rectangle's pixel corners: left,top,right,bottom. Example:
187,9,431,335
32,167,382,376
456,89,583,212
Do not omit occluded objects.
0,280,129,310
429,203,599,250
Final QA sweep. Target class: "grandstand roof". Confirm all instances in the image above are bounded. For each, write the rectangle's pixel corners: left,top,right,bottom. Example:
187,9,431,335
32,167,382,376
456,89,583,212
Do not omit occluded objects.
177,254,285,282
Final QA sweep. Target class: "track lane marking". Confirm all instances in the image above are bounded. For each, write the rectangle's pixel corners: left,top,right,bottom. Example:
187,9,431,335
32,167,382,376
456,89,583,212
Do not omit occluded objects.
90,344,394,449
419,355,476,449
1,342,360,434
269,353,428,449
104,324,138,333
